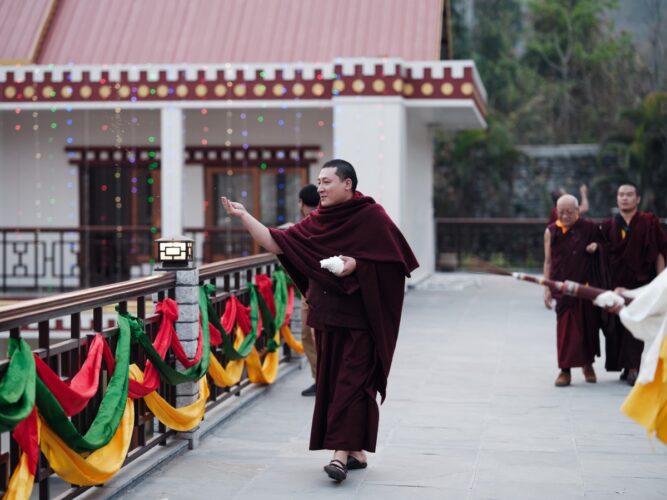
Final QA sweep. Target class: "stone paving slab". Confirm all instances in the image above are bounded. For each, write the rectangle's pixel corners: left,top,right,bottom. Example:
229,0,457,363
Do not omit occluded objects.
122,274,667,500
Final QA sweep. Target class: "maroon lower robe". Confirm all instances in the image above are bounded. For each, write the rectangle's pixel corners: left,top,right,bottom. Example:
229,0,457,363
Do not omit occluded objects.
269,192,418,452
600,212,667,370
548,218,602,368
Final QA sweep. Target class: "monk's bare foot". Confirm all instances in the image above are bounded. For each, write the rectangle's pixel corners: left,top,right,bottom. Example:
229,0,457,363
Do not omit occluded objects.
333,450,349,463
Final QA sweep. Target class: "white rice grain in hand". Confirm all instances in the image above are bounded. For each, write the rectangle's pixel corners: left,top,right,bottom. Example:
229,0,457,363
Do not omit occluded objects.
320,256,345,275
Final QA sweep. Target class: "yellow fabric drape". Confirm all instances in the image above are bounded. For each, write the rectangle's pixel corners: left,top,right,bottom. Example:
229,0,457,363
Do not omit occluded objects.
208,328,246,388
621,338,667,443
280,325,304,354
3,452,34,500
245,330,281,384
39,398,134,486
129,365,208,432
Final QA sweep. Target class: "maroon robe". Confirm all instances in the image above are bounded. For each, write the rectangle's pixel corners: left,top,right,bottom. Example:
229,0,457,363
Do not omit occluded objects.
548,218,602,368
600,212,667,370
269,192,418,452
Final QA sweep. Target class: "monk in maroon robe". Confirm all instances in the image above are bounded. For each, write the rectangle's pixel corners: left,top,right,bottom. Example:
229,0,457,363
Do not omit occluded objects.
544,194,602,387
221,159,418,483
600,183,667,385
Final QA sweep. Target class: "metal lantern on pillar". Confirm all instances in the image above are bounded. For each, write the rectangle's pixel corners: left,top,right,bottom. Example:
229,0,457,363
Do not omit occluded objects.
156,236,194,270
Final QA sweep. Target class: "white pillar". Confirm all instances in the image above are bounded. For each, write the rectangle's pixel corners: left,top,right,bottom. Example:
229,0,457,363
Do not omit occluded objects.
332,97,406,227
160,107,185,238
404,113,435,283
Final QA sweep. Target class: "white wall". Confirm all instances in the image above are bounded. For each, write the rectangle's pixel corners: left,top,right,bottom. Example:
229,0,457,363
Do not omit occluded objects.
404,113,435,284
1,103,440,285
0,109,161,227
0,107,333,228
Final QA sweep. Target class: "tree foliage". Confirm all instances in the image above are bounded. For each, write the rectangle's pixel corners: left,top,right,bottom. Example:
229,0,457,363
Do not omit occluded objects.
436,0,661,217
523,0,643,143
596,92,667,214
434,116,521,217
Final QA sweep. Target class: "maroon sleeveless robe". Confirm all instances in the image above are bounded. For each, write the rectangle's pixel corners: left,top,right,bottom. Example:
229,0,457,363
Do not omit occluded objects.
600,212,667,370
548,218,602,368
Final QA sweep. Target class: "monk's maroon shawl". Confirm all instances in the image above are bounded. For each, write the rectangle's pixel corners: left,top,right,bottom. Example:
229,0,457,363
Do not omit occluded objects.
268,192,419,401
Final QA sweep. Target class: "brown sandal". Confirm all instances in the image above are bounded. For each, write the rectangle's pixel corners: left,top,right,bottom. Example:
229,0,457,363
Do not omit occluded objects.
323,459,347,482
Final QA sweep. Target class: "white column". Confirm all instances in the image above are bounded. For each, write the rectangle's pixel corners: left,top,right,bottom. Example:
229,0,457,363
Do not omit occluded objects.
160,107,185,238
332,97,406,227
404,112,435,283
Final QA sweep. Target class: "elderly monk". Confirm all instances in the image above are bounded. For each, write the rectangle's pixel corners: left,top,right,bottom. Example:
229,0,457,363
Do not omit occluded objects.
600,182,667,385
543,194,602,387
221,159,418,483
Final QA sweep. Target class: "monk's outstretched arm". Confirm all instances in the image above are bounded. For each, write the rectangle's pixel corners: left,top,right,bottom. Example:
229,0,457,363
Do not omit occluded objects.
220,197,283,254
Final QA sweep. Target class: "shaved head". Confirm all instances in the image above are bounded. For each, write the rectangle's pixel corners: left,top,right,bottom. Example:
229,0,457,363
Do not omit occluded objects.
556,194,580,228
556,194,579,209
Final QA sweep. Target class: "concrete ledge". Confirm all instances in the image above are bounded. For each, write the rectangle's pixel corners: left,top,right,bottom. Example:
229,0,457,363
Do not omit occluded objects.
77,357,305,500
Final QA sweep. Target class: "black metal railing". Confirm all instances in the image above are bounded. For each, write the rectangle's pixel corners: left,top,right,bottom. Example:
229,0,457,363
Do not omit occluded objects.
0,253,289,498
436,217,667,271
0,227,260,293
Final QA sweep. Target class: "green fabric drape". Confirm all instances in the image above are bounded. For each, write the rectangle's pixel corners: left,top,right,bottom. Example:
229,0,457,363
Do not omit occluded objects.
129,289,211,385
254,284,279,353
203,283,257,360
0,338,36,432
35,315,131,452
271,270,289,330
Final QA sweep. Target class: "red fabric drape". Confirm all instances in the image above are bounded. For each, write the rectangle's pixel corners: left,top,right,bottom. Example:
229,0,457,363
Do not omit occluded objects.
35,334,115,416
12,407,38,475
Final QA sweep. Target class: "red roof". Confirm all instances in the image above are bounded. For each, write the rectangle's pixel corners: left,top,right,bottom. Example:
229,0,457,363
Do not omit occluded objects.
0,0,56,64
18,0,443,65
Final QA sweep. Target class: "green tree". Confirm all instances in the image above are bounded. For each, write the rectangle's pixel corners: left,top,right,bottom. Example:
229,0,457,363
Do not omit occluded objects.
524,0,641,143
597,92,667,215
434,116,521,217
471,0,530,115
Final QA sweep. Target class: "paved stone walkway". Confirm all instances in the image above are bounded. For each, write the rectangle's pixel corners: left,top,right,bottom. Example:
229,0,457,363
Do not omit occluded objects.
123,274,667,499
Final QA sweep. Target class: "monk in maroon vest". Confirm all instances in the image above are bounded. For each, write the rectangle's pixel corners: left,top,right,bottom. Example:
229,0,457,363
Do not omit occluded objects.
544,194,602,387
600,183,667,385
221,159,418,483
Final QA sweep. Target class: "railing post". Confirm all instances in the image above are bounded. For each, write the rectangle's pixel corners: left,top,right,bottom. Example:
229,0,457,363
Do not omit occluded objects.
155,236,200,449
174,265,201,449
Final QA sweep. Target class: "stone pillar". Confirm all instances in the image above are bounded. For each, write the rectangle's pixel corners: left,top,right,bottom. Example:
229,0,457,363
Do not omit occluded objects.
174,265,201,448
160,107,185,238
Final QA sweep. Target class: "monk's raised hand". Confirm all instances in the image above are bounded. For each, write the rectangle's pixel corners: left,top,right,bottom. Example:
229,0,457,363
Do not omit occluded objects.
220,196,247,218
334,256,357,277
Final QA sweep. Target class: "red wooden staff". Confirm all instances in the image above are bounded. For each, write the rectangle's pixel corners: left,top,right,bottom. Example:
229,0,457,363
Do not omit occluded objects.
468,257,632,305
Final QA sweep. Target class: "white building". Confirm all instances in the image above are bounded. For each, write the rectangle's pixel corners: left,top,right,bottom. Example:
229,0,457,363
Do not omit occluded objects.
0,0,486,291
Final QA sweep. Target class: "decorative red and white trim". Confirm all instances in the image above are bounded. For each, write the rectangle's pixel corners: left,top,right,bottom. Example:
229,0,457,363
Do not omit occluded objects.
0,59,486,116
